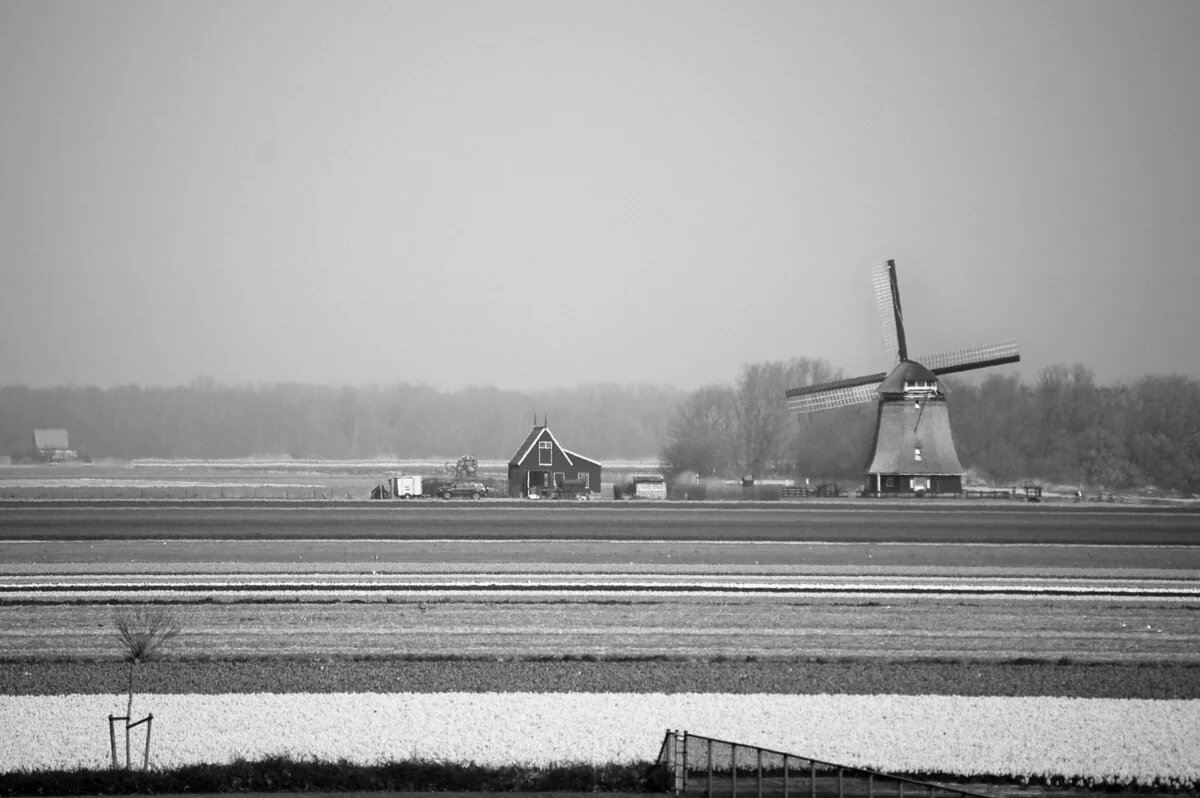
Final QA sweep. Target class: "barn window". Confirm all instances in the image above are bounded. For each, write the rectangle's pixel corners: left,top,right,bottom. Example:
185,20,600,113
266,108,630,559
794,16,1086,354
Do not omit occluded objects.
885,476,896,488
554,472,565,488
538,440,553,466
914,447,923,461
576,472,590,488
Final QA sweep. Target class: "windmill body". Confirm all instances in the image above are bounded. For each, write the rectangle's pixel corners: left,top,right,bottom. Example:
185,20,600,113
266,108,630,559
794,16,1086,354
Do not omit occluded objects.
786,260,1019,495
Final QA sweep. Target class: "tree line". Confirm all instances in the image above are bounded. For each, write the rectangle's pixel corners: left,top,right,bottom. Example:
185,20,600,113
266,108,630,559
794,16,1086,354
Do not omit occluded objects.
3,363,1197,494
661,359,1200,495
0,380,683,462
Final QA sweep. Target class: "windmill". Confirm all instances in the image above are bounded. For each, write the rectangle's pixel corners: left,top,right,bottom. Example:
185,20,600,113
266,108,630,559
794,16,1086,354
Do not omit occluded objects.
786,259,1019,495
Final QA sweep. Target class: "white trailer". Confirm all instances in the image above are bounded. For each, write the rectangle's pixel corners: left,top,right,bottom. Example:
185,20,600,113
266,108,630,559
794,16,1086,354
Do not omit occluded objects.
389,475,423,499
624,474,667,500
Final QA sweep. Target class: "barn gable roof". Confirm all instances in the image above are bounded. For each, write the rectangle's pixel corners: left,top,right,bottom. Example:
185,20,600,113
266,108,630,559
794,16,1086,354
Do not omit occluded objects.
33,429,70,450
865,398,963,476
562,449,602,468
509,425,574,468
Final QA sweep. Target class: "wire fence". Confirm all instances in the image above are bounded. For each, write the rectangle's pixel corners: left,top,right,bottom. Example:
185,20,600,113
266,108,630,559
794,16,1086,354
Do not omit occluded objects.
657,730,990,798
0,486,358,501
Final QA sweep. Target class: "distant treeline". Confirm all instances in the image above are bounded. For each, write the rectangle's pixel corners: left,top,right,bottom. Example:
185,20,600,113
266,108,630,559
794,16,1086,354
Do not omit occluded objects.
3,364,1197,494
661,360,1200,495
0,380,684,462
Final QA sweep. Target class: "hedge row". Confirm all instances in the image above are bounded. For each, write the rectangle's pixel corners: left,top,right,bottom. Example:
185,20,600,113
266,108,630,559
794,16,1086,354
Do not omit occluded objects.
0,756,669,796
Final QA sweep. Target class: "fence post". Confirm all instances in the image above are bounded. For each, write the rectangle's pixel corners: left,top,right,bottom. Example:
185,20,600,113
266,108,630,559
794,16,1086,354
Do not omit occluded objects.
143,714,153,769
869,773,874,798
682,730,689,796
707,738,713,798
810,761,816,798
757,747,763,798
673,731,685,795
108,715,118,769
668,730,680,795
838,768,844,798
732,745,737,798
783,755,789,798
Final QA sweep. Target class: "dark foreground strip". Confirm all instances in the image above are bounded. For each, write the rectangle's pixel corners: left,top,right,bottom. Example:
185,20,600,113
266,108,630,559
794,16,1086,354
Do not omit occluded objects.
0,756,666,798
6,659,1200,699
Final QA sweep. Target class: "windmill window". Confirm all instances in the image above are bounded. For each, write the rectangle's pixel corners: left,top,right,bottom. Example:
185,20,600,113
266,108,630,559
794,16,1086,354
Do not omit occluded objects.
915,447,923,461
538,441,553,466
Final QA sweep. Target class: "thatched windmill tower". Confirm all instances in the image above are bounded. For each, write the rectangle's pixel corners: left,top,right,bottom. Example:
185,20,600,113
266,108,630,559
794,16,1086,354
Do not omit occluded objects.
786,260,1019,495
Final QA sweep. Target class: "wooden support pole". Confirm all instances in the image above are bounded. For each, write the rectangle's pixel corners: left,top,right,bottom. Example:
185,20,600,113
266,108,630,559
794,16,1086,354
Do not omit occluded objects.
108,716,118,769
682,730,689,796
143,714,153,770
731,745,737,798
707,738,713,798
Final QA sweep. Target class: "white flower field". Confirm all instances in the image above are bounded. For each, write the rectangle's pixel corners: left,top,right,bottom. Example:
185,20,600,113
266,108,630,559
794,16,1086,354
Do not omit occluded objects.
3,691,1198,784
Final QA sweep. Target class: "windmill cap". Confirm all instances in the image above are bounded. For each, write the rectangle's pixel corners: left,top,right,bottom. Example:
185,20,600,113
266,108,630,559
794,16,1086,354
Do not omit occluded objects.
878,361,939,394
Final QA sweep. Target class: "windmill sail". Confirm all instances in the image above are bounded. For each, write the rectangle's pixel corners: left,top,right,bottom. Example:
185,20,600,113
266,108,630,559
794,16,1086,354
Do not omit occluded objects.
786,373,885,414
872,259,907,363
916,339,1020,376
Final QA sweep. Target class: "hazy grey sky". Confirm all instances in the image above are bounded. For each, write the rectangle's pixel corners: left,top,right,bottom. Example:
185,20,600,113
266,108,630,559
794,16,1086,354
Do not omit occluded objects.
3,1,1198,391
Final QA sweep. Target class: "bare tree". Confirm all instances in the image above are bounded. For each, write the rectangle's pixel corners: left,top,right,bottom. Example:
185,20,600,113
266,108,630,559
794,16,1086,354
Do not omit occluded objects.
738,358,842,478
112,607,180,768
661,383,740,478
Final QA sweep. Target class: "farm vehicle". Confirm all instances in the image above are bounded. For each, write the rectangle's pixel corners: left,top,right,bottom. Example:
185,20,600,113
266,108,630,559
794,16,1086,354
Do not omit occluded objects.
369,471,504,500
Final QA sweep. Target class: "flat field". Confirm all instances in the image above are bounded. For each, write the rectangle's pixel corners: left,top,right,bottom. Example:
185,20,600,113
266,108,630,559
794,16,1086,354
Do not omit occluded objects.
2,465,1199,783
3,497,1198,669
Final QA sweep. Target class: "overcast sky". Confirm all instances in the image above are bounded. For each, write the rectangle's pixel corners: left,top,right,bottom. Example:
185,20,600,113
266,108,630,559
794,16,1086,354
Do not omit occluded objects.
3,1,1198,392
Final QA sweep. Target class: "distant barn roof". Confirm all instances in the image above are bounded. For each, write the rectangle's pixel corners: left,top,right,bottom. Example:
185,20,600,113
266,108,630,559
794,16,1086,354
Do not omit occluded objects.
33,429,70,450
563,449,601,468
510,426,546,464
509,425,574,467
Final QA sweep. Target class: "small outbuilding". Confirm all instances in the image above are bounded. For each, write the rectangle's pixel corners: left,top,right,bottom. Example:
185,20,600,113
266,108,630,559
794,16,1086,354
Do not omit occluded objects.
508,423,601,499
33,429,78,462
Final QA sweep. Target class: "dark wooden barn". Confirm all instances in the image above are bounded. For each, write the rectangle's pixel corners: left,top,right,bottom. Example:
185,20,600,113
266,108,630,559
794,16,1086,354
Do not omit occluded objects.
508,424,601,499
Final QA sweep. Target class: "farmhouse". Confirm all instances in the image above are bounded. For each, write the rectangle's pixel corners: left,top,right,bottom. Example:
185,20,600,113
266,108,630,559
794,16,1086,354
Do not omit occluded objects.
508,422,601,499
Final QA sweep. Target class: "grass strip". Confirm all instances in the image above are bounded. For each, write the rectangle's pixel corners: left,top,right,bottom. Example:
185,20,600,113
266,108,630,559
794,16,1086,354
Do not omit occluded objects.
2,757,1196,797
0,757,668,796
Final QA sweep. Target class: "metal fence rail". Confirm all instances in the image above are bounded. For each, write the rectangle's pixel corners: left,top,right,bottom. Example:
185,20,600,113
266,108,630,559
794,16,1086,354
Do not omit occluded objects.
658,730,990,798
